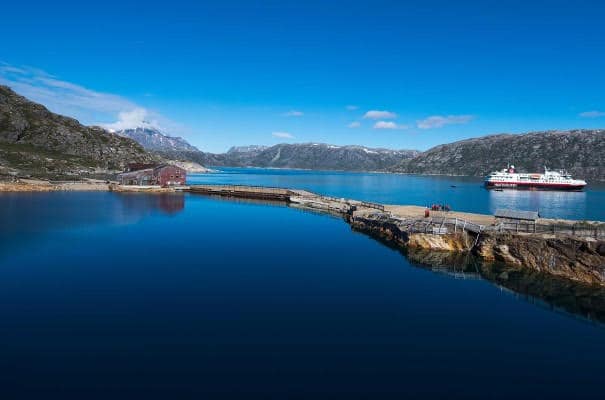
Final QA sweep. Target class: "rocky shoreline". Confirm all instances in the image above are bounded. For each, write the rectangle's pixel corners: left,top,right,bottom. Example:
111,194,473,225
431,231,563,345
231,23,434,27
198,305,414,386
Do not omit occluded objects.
349,210,605,287
3,180,604,286
0,179,110,192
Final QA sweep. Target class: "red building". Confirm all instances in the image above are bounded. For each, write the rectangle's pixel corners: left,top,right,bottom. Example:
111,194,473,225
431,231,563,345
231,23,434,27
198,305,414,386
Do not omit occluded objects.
153,164,187,187
117,164,187,187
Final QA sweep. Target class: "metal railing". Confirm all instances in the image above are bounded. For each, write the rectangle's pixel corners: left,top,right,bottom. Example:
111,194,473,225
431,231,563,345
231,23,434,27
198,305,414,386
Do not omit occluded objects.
358,201,385,211
494,221,605,239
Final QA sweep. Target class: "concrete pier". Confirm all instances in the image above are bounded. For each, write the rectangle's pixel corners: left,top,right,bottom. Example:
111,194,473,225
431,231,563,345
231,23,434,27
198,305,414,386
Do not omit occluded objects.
185,184,605,286
186,184,604,237
187,185,291,201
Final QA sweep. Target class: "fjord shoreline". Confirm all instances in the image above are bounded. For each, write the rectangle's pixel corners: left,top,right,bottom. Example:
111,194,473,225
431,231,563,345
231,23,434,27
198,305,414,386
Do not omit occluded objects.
3,179,604,287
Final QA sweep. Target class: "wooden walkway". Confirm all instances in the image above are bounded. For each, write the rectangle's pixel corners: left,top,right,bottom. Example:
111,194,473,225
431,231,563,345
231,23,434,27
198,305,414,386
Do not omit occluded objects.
187,184,291,201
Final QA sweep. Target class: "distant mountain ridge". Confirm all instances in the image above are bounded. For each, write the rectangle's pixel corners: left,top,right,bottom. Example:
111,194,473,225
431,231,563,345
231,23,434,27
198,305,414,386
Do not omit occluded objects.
4,85,602,181
227,145,268,154
0,85,156,178
115,127,199,152
241,143,419,171
155,143,420,172
393,129,605,181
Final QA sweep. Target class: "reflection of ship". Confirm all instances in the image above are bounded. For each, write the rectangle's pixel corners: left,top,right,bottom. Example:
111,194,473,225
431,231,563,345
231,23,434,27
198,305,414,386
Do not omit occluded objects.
485,165,587,191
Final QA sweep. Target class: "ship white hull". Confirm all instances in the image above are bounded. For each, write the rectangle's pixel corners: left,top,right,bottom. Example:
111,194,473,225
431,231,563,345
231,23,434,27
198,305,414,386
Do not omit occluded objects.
485,181,586,191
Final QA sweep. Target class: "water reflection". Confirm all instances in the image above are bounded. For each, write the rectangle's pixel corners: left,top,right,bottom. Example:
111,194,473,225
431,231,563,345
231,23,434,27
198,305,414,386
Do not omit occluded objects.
349,222,605,325
407,248,605,325
488,189,588,220
185,192,605,325
117,193,185,215
199,194,288,208
1,190,603,326
0,192,185,258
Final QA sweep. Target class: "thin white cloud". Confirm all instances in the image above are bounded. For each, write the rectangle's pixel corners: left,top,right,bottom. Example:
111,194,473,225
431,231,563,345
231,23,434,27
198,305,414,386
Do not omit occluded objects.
103,108,160,132
0,62,183,134
0,64,134,116
346,105,359,111
283,110,304,117
0,63,26,74
272,131,294,139
363,110,397,119
416,114,474,129
348,121,361,128
373,121,408,130
579,110,605,118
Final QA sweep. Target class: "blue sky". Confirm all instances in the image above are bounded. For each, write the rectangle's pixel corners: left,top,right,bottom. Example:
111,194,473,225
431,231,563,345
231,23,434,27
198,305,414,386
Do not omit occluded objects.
1,0,604,152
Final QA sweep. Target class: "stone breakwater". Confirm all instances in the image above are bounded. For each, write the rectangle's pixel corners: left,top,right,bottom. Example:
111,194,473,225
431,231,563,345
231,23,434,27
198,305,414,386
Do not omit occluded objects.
281,187,605,287
348,209,605,287
185,185,605,286
3,181,603,286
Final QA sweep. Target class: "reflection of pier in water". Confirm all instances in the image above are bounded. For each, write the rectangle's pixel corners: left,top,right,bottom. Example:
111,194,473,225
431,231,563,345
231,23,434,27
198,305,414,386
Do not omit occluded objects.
198,193,288,208
186,191,605,325
407,248,605,326
356,231,605,326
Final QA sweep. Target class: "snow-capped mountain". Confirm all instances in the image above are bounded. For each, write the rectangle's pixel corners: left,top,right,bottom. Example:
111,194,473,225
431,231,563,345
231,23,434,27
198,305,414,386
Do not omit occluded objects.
215,143,420,171
227,145,269,154
114,127,199,152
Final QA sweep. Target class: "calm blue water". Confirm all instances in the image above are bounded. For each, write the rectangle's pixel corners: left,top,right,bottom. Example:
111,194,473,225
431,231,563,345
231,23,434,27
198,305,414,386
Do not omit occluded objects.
0,191,604,398
189,168,605,221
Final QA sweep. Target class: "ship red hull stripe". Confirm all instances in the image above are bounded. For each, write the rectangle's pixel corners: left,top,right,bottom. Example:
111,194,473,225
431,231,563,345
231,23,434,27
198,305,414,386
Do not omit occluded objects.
485,181,586,189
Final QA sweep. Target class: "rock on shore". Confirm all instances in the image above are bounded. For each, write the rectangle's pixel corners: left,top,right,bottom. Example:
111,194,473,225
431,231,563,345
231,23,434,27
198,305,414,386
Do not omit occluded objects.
476,233,605,286
349,209,605,286
408,233,470,251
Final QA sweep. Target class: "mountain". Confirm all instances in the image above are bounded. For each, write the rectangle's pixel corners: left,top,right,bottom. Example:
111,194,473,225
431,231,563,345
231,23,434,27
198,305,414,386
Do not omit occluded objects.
151,149,227,167
230,143,419,171
0,85,156,179
154,143,419,172
393,129,605,181
115,127,199,152
227,145,268,154
10,82,598,180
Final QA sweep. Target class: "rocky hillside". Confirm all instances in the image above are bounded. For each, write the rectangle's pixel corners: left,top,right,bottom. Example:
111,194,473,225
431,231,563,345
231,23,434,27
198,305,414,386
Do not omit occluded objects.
0,85,156,178
159,143,419,171
115,127,199,152
242,143,419,171
393,130,605,181
227,145,269,154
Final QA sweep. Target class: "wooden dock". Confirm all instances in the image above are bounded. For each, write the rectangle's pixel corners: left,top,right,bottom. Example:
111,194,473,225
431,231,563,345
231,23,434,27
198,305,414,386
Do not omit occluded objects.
187,184,291,201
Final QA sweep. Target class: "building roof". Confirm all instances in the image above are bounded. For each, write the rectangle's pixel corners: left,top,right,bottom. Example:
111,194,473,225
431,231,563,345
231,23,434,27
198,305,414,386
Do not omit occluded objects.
127,163,157,172
118,164,186,177
153,164,186,172
117,168,154,178
495,209,539,221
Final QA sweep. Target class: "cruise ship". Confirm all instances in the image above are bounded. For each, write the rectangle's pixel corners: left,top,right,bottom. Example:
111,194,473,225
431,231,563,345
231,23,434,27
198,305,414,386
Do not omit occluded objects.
484,165,587,190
